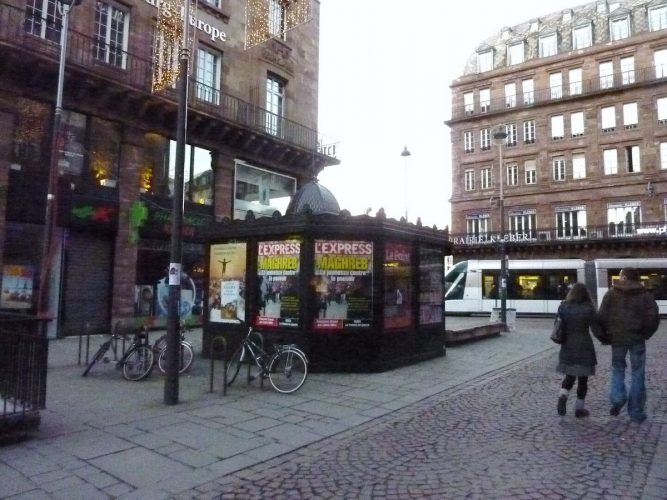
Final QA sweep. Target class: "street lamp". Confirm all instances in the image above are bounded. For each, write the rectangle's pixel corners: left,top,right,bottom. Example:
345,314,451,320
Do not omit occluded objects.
37,0,80,320
492,125,508,324
400,146,411,221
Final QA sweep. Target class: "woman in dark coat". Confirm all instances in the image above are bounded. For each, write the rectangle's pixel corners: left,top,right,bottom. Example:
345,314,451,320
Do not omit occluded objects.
556,282,603,417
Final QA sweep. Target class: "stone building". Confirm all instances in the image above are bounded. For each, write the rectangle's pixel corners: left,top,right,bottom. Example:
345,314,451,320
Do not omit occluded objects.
445,0,667,261
0,0,338,336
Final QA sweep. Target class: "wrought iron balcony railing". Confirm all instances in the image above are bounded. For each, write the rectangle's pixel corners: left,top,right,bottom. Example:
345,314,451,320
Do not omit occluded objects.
449,222,667,247
450,63,667,121
0,1,338,158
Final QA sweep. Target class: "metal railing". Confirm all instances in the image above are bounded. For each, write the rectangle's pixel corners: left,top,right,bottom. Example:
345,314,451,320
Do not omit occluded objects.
0,314,48,439
0,1,338,158
450,222,667,247
451,64,667,121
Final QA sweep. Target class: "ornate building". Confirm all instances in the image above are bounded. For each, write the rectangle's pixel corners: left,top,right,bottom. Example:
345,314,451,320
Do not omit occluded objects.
0,0,338,336
445,0,667,261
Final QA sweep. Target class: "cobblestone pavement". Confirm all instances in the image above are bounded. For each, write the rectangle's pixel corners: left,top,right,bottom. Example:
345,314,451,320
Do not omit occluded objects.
182,326,667,500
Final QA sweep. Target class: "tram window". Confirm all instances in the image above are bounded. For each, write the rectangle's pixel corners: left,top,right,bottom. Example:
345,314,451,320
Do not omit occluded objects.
507,270,577,300
444,261,467,300
482,272,499,298
608,268,667,300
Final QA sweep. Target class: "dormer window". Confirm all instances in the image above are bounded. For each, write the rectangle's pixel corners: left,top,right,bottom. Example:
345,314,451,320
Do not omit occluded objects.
539,33,557,58
572,23,592,49
610,14,630,41
508,42,524,65
477,49,494,73
649,4,667,31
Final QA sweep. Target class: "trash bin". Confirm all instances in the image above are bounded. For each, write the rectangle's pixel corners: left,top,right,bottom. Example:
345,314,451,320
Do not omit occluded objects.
506,308,517,331
490,308,501,323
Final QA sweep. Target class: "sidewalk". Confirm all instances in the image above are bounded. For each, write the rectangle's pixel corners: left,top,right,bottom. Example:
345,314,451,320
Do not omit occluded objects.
0,317,665,499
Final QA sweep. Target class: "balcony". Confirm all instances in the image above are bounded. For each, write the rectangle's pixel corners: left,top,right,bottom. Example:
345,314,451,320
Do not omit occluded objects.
449,64,667,122
0,1,338,170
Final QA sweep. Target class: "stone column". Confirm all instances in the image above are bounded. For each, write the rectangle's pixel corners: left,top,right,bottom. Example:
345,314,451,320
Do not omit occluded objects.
212,148,235,220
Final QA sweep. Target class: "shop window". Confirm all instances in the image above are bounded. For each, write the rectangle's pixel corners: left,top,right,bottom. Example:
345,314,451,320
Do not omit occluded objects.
89,118,121,187
234,161,295,219
12,98,50,175
168,141,214,205
58,110,87,177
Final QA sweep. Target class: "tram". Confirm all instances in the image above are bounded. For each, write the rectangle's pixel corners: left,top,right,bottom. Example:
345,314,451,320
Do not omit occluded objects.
444,258,667,316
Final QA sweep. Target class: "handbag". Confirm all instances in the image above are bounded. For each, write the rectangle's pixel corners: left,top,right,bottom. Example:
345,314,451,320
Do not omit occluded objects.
550,305,566,344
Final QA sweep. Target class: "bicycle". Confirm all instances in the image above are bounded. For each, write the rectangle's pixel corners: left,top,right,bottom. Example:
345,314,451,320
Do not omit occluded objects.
226,327,308,394
153,321,194,374
82,323,155,381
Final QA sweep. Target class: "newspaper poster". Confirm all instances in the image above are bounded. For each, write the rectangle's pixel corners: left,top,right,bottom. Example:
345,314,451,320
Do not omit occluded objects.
209,242,247,323
384,242,412,329
256,240,301,327
313,240,373,330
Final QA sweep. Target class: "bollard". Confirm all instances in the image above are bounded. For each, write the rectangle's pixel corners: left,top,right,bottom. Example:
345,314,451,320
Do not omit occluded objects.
209,336,227,395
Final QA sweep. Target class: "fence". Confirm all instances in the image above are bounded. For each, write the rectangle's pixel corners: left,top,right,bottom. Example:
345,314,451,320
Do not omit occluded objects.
0,314,48,440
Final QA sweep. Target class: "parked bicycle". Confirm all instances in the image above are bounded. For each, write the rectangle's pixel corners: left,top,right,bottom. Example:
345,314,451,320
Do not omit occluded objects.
152,320,194,374
226,327,308,394
82,323,155,381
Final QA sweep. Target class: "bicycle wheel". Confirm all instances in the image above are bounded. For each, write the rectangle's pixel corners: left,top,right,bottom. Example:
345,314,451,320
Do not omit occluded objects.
268,348,308,394
122,346,155,381
157,341,194,374
226,346,244,387
82,340,111,377
153,334,167,357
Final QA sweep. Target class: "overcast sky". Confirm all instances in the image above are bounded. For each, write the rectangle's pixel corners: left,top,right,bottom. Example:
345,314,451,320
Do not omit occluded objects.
316,0,584,229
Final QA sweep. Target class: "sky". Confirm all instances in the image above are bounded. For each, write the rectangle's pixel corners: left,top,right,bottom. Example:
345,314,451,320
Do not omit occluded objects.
316,0,584,229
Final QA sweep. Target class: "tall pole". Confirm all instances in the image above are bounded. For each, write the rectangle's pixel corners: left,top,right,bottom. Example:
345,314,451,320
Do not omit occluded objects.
37,1,72,320
164,0,190,405
400,146,411,221
493,126,508,324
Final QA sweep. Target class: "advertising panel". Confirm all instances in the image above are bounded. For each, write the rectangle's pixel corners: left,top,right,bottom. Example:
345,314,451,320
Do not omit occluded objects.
313,240,373,330
1,265,34,310
208,242,247,323
256,239,301,328
419,246,444,325
384,242,412,329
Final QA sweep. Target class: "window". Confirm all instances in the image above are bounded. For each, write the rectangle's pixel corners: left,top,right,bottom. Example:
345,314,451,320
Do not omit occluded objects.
607,201,640,236
523,120,536,144
463,131,474,153
505,123,517,147
508,211,537,239
266,73,285,136
464,92,474,114
480,88,490,112
572,23,592,49
649,5,667,31
556,206,587,239
170,142,214,205
539,33,557,58
268,0,286,38
25,0,61,42
203,0,221,7
569,68,582,96
481,167,492,189
467,215,489,238
234,161,296,219
480,128,491,150
550,72,563,99
610,15,630,41
477,50,494,73
626,145,641,172
508,42,524,65
601,106,616,131
660,142,667,169
551,115,564,140
656,49,667,78
620,56,635,85
623,102,638,128
659,97,667,122
59,110,87,177
603,149,618,175
524,160,537,184
522,79,534,104
464,169,475,191
505,83,516,108
506,163,518,186
599,61,614,89
572,153,586,179
196,46,221,104
94,1,128,68
569,112,584,137
553,156,565,181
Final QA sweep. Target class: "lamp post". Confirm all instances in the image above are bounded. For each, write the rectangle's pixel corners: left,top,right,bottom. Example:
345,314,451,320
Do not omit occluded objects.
37,0,79,321
492,125,508,324
400,146,411,221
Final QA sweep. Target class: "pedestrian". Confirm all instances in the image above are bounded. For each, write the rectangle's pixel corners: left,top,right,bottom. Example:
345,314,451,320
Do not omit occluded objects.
556,282,603,418
598,267,660,423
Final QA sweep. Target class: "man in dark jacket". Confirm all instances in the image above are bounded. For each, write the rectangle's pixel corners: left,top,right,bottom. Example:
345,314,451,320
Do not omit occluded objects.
598,267,660,423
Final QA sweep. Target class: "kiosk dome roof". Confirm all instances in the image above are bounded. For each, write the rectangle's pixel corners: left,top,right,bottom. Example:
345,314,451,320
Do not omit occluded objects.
286,180,340,215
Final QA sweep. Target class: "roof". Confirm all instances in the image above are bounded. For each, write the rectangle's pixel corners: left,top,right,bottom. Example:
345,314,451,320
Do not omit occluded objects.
285,180,341,216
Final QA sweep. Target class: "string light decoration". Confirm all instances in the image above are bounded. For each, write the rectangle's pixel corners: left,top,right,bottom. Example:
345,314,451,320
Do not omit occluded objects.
152,0,185,93
245,0,312,50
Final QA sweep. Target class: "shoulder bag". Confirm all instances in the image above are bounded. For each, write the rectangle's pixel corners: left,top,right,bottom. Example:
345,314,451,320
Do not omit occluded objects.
550,304,566,345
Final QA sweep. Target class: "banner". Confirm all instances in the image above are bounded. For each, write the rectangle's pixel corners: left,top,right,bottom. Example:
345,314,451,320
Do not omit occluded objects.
256,240,301,327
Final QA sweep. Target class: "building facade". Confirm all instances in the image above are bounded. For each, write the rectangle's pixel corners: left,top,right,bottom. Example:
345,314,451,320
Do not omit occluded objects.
0,0,338,336
446,0,667,262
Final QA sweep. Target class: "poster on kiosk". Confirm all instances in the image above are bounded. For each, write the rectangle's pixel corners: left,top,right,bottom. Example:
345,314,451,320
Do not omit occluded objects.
256,240,301,328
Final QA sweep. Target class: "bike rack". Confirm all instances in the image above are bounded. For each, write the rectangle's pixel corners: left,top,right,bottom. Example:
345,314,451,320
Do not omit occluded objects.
209,336,227,396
